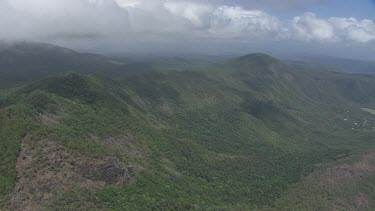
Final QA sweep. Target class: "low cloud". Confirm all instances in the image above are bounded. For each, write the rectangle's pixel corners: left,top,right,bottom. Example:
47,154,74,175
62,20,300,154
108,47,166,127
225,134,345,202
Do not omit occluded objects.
209,6,283,39
180,0,325,10
0,0,129,40
0,0,374,53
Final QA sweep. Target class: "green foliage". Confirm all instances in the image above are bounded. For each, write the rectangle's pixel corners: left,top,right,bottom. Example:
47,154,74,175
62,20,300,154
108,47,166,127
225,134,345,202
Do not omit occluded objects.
1,53,375,210
0,105,35,202
241,95,281,118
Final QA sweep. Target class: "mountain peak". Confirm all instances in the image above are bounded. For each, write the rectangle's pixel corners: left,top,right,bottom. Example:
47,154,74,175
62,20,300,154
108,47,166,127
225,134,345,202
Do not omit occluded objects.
224,53,282,71
236,53,280,64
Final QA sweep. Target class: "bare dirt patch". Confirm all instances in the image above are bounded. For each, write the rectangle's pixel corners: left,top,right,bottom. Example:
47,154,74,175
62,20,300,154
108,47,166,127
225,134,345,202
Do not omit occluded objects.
355,193,369,210
323,153,375,185
323,153,375,210
276,152,375,210
7,136,129,211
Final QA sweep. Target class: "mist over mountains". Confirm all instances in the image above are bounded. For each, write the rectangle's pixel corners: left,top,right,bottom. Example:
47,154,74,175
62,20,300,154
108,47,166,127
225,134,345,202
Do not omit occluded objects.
1,42,374,89
1,0,375,59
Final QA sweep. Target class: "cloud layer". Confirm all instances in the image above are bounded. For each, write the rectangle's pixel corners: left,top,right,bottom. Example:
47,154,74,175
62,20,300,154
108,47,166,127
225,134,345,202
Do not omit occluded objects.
289,13,375,43
1,0,374,51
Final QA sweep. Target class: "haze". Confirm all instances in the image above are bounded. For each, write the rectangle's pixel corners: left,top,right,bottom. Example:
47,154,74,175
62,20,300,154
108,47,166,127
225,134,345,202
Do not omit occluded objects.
1,0,375,59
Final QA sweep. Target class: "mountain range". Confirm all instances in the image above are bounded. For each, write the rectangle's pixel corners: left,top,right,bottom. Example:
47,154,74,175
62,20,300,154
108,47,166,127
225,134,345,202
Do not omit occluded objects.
0,42,375,210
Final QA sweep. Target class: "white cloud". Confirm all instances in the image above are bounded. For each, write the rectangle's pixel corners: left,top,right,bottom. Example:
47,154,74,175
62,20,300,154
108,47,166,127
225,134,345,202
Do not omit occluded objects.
209,6,282,38
0,0,374,49
0,0,129,40
329,17,375,43
289,13,336,42
183,0,325,10
286,13,375,44
164,1,213,29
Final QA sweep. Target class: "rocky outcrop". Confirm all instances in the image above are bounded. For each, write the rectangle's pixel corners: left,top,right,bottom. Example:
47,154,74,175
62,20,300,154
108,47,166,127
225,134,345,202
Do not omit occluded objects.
8,137,129,210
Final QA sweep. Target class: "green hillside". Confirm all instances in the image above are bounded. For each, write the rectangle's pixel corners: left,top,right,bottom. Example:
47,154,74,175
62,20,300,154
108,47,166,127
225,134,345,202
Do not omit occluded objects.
1,52,375,210
0,42,128,88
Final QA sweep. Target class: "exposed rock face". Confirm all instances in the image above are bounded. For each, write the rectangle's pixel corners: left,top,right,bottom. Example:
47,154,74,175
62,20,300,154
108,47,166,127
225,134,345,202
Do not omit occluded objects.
76,157,129,185
8,136,129,211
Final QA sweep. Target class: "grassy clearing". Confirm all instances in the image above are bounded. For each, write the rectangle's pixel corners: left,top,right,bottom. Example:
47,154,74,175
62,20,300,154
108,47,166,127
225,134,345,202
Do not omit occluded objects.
362,108,375,115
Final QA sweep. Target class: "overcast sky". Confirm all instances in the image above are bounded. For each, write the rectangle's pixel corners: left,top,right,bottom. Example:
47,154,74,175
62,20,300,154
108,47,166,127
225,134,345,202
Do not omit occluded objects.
1,0,375,59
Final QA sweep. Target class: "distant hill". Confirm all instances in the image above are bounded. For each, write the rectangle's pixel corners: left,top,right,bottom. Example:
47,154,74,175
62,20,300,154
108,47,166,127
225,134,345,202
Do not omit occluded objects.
287,55,375,74
0,42,127,87
1,45,375,210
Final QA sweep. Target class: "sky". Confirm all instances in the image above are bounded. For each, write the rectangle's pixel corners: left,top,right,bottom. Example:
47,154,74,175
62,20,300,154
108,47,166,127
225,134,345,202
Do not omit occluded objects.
1,0,375,59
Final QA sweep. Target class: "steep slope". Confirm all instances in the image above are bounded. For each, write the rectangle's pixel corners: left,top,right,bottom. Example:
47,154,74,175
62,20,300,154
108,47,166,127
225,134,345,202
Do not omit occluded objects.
1,53,375,210
276,151,375,210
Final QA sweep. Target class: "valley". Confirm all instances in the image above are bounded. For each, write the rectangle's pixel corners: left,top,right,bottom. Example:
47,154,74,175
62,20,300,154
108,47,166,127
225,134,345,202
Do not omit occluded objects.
0,44,375,210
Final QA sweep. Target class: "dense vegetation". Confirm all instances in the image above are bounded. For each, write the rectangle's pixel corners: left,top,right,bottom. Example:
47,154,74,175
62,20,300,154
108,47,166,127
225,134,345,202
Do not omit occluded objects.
1,45,375,210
